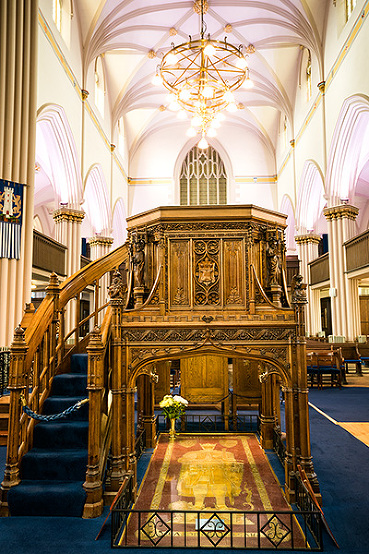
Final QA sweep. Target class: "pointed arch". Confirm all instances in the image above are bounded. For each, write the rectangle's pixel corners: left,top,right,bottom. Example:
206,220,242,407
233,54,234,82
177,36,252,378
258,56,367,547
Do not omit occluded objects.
296,160,326,234
326,94,369,206
36,104,82,209
112,198,128,247
279,195,296,255
83,164,112,235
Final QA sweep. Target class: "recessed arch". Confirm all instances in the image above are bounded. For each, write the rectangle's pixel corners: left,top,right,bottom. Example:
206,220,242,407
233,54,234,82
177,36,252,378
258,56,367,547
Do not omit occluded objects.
296,160,326,234
326,94,369,206
83,164,112,235
35,104,82,209
112,198,128,247
279,195,296,255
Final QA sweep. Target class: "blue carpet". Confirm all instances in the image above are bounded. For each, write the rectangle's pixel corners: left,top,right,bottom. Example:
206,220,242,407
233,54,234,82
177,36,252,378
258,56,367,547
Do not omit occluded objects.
1,386,369,552
7,354,89,517
308,386,369,422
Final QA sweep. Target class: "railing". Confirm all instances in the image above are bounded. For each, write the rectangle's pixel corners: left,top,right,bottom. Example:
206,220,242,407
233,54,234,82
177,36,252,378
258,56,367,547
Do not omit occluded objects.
156,413,260,435
111,475,134,548
0,348,10,397
309,254,329,285
345,228,369,273
112,508,323,550
295,474,324,549
273,427,286,464
32,229,67,276
135,428,147,461
0,243,129,516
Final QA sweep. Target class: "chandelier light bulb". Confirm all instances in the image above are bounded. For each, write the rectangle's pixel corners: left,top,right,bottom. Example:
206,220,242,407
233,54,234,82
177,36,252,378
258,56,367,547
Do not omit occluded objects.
165,51,178,65
202,85,214,99
168,100,180,111
198,135,209,149
177,110,187,120
236,56,248,70
179,88,191,101
204,42,216,57
191,115,202,127
207,127,217,137
151,73,162,86
186,127,197,137
223,90,235,103
226,102,237,112
243,77,254,89
210,119,221,129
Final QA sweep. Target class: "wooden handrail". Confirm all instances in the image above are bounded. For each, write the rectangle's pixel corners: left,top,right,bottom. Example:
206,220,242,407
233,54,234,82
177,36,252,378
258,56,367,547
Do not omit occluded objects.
24,243,128,367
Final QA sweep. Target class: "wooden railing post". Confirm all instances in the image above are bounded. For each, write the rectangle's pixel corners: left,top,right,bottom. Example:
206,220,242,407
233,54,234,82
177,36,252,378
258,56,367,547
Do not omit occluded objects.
46,273,60,381
0,326,28,516
107,296,125,496
83,326,104,518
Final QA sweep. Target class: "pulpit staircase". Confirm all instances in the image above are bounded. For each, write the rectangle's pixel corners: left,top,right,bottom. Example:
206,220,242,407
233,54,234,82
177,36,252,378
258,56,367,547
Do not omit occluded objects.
0,244,128,518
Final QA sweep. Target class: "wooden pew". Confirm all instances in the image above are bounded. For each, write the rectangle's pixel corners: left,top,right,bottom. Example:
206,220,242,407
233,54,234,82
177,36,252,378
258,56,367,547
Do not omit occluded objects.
306,348,343,389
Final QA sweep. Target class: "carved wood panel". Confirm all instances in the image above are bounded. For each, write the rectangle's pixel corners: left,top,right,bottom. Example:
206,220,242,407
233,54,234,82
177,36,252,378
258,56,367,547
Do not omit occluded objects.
223,239,244,306
169,240,190,307
181,355,228,403
233,358,262,407
193,239,220,306
153,361,171,404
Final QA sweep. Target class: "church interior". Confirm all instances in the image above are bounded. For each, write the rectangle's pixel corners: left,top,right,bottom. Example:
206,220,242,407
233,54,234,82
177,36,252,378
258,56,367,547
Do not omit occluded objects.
1,1,369,553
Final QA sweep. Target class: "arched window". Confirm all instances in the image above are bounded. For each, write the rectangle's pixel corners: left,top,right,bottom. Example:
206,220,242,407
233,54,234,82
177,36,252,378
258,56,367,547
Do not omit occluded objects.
94,56,105,117
53,0,72,47
346,0,357,21
179,146,227,205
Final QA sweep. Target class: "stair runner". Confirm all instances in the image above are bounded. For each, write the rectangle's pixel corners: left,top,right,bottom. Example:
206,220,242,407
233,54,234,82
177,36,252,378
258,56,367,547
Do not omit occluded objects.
8,354,89,517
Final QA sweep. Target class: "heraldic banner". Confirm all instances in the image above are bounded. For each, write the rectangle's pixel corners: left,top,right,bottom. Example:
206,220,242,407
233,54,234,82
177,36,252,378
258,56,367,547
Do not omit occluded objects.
0,179,24,259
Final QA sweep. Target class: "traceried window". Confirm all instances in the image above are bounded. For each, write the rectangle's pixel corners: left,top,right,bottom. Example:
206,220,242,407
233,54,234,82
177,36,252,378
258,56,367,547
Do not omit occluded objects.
346,0,357,21
180,146,227,206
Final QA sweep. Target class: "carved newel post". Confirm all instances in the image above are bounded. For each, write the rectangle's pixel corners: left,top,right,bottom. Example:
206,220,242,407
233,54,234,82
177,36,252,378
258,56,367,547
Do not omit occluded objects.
106,271,125,498
284,275,321,504
0,326,28,516
83,326,104,518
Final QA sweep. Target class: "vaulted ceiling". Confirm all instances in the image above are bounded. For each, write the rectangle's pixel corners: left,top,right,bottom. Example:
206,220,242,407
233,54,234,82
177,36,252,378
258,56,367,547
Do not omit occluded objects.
75,0,328,158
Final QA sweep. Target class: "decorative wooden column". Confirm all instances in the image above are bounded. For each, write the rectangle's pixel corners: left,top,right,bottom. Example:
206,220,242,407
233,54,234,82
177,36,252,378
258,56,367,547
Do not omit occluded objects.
295,234,321,336
0,0,38,347
89,236,113,324
0,326,28,515
259,370,275,449
137,372,157,448
324,204,359,340
83,327,104,518
53,207,85,335
106,296,125,498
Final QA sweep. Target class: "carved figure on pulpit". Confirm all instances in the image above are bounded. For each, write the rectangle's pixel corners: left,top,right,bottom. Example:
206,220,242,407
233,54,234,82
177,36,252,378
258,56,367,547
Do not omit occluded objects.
130,237,145,288
267,238,281,286
108,270,124,298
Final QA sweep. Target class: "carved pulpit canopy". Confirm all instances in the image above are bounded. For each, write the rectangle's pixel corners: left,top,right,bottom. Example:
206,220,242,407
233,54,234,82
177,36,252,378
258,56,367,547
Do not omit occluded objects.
123,205,289,313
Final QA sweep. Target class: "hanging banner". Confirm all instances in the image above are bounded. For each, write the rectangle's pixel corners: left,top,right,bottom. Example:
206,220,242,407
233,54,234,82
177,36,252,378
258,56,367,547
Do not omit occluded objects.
0,179,24,259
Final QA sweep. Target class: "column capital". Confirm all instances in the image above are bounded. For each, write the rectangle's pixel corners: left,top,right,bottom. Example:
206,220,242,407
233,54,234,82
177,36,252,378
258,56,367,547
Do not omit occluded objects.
295,234,321,245
53,207,85,223
323,204,359,221
88,235,114,247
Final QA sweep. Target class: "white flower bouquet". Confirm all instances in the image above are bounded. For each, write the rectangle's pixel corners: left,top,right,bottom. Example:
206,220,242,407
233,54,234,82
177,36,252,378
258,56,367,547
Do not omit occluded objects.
159,394,188,420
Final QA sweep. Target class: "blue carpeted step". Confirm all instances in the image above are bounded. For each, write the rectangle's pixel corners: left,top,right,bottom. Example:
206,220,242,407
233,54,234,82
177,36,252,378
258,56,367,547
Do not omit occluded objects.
70,353,88,374
8,480,86,517
21,448,88,481
33,421,89,449
51,374,87,396
42,396,89,421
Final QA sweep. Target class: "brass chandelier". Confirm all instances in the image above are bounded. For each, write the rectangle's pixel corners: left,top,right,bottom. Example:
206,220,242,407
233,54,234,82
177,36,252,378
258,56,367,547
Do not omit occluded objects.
152,0,254,149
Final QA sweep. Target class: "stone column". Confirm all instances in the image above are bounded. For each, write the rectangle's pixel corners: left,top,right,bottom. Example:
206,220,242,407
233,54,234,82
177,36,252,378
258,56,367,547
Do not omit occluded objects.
324,205,359,340
295,234,321,336
0,0,38,347
53,207,85,336
89,236,113,324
